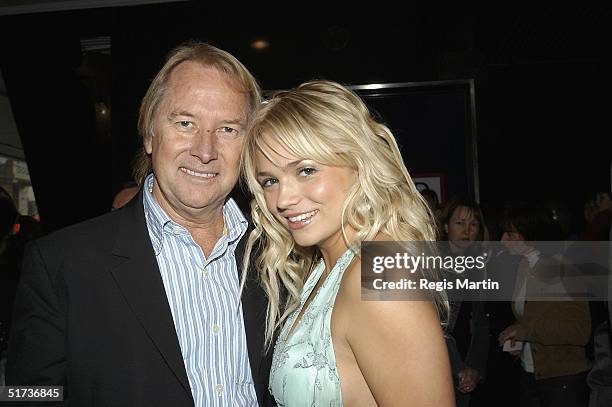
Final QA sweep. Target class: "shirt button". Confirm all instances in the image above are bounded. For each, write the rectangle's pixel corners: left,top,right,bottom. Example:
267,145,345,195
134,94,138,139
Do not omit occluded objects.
202,268,209,277
215,384,224,395
212,325,221,335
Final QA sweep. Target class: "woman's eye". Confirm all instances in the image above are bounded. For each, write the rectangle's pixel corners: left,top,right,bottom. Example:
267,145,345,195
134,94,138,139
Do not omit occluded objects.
299,167,317,176
261,178,278,188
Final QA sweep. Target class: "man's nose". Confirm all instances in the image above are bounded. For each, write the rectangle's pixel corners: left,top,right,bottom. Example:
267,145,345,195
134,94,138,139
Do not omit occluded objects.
190,130,218,163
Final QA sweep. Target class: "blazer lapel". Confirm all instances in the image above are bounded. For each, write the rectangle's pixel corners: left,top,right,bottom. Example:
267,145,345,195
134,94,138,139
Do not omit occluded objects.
108,191,192,399
235,229,270,394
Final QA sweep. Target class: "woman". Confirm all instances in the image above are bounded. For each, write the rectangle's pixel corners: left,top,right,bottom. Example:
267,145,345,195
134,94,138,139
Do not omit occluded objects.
241,80,454,406
439,197,490,407
498,204,591,407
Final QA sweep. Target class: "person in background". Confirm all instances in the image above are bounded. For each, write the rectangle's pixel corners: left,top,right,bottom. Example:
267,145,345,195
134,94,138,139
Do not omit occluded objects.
499,204,591,407
470,203,522,407
580,187,612,242
421,187,441,215
439,196,490,407
0,187,19,386
111,180,140,210
420,187,442,232
0,186,18,254
580,184,612,407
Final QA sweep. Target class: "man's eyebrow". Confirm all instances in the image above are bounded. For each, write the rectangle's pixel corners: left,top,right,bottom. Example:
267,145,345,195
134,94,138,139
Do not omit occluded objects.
221,118,246,126
166,112,246,126
167,111,195,120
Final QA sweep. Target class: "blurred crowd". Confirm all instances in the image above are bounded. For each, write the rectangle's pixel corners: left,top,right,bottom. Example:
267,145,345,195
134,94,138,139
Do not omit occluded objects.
421,185,612,407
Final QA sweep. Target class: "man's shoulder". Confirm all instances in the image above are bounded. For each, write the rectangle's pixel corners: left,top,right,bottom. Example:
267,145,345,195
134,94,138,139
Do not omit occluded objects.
34,208,128,254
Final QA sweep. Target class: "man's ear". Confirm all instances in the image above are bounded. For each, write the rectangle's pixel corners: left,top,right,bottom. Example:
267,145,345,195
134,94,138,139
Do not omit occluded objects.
444,224,448,233
144,136,153,155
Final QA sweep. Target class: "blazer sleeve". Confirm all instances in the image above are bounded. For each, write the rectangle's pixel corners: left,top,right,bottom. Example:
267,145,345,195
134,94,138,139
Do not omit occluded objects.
6,240,67,394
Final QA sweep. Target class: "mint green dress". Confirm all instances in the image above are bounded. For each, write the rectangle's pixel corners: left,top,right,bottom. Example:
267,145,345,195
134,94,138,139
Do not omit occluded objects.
269,248,356,407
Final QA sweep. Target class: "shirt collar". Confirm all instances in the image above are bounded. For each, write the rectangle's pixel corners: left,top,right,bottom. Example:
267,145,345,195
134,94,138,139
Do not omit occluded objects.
525,249,541,269
143,173,248,254
222,196,248,245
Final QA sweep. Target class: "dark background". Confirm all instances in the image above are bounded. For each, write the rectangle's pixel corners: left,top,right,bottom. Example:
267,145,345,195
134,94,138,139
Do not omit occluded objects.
356,84,477,205
0,3,610,235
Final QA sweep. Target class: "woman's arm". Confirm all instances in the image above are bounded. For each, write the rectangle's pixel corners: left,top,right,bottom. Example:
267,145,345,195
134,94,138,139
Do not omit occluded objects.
342,261,455,406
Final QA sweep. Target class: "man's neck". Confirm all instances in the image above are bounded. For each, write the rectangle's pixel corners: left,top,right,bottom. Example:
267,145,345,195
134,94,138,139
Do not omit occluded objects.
187,216,225,258
151,185,226,257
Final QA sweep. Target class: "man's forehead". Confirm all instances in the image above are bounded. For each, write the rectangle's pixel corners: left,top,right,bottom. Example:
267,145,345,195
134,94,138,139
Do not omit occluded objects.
158,63,248,120
168,61,243,94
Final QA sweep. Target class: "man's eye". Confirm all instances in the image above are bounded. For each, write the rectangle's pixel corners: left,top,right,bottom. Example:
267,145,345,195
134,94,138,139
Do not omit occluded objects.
261,178,278,188
218,127,240,137
175,121,194,130
299,167,317,176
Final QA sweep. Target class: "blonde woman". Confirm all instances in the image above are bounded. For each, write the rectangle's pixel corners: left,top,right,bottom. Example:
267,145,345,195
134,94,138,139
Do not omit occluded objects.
241,80,454,406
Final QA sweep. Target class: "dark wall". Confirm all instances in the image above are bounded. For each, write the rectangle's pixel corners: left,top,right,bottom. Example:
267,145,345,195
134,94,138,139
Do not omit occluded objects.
1,4,610,234
0,10,113,232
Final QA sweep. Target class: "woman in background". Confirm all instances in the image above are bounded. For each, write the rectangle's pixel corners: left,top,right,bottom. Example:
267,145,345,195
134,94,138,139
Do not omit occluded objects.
241,80,454,406
439,197,490,407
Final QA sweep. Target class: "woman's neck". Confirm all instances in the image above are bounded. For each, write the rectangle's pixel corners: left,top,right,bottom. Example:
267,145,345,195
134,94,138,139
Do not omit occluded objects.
318,226,356,275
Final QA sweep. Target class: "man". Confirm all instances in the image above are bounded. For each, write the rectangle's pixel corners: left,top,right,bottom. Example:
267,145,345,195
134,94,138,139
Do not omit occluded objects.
7,42,273,406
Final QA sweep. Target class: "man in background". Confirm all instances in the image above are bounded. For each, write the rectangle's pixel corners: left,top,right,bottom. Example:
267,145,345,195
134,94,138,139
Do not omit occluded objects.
111,181,139,210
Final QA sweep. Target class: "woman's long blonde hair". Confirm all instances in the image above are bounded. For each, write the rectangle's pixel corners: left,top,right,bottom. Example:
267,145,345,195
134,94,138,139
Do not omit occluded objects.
240,80,447,348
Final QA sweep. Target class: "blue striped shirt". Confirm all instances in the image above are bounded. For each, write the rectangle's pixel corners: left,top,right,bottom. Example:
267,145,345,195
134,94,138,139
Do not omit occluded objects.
143,174,257,406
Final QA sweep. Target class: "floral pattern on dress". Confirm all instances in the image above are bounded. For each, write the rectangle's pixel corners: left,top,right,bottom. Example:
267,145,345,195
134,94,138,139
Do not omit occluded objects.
269,248,356,407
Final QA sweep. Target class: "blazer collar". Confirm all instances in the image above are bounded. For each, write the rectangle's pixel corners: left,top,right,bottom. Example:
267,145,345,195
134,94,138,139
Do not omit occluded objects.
234,221,271,403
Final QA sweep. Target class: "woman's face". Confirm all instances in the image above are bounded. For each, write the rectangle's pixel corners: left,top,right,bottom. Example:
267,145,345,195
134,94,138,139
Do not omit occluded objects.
446,206,480,249
254,135,357,251
501,224,531,255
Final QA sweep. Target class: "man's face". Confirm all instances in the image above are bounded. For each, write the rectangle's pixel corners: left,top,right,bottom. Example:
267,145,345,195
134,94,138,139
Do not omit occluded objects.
144,61,248,221
595,193,612,212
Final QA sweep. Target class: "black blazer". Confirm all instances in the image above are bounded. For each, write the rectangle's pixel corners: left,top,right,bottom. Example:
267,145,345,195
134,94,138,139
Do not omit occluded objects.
6,191,273,406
